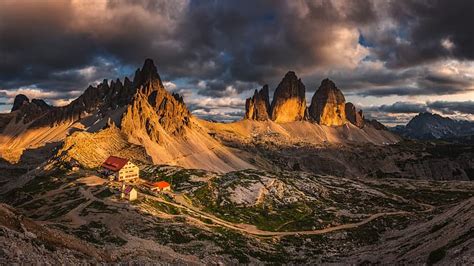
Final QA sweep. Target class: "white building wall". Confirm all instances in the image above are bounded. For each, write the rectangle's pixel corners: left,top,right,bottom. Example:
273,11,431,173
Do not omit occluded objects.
117,162,139,181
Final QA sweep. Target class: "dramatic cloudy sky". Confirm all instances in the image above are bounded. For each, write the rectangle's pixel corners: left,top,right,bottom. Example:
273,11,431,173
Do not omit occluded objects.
1,0,473,125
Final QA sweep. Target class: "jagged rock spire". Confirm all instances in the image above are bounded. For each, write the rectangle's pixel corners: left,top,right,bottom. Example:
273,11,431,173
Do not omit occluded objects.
245,85,271,121
133,58,162,87
345,102,365,128
309,78,347,126
270,71,307,123
121,58,191,143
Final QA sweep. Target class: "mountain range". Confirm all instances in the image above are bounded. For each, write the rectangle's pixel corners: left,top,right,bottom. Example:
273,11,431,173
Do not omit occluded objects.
0,59,473,264
0,59,397,173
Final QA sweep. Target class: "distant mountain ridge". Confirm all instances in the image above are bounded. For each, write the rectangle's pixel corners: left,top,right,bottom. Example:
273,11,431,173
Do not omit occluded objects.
392,112,474,140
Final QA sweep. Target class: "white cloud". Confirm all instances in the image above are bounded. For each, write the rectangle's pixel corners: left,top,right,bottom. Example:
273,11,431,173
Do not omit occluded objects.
163,81,177,91
321,27,370,69
441,37,455,51
0,88,60,102
0,88,82,106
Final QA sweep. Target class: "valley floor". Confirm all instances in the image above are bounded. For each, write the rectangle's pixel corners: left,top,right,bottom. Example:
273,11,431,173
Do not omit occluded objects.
1,163,473,264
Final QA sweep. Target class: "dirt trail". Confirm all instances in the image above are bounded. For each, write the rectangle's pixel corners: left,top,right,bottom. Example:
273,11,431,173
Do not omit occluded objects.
145,193,415,237
64,186,103,226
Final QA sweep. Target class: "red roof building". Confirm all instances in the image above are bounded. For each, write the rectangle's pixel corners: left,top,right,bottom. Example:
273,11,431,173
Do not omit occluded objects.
101,156,139,182
102,156,129,172
148,181,171,192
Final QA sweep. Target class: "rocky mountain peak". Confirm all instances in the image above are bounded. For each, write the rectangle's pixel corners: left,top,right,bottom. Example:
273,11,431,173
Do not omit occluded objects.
270,71,307,123
11,94,29,112
309,78,347,126
133,58,161,87
365,119,387,130
10,95,53,124
392,112,474,139
345,102,365,128
245,85,271,121
30,99,50,109
121,59,191,143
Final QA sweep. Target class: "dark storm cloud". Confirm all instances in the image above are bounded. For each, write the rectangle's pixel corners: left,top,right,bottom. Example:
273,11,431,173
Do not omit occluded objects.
365,0,474,68
193,79,259,97
345,64,473,97
357,85,468,97
220,0,378,83
0,0,377,95
366,102,428,114
427,101,474,115
0,2,99,88
364,101,474,125
0,0,473,110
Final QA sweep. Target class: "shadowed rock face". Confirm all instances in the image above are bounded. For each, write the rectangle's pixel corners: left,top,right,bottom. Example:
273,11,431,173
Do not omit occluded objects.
9,95,53,124
121,59,191,143
270,71,307,123
365,119,387,130
27,78,135,128
392,112,474,139
309,78,346,126
245,85,271,121
11,94,29,112
345,102,365,128
4,59,189,140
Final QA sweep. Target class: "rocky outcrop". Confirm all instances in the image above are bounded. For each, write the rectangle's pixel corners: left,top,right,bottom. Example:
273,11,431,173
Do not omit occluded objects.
31,99,50,110
11,94,29,112
270,71,307,123
309,79,347,126
28,77,135,128
365,119,387,130
9,95,53,124
0,203,106,263
245,85,271,121
56,123,151,168
121,59,191,143
345,102,364,128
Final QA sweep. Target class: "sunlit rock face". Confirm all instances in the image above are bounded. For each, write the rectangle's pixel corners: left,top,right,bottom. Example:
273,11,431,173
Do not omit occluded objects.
121,59,191,143
309,78,347,126
345,102,365,128
245,85,271,121
270,71,307,123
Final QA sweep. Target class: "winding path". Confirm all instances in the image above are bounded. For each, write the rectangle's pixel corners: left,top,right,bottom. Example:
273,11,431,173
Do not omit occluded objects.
142,193,416,237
